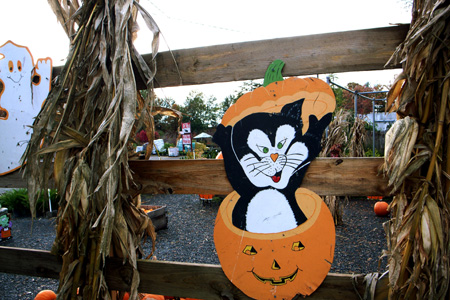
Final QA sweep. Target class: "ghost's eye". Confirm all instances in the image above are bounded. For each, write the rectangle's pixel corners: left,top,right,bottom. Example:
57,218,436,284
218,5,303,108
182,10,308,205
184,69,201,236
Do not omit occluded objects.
8,61,13,72
257,145,269,154
243,245,258,255
17,61,22,71
292,241,305,251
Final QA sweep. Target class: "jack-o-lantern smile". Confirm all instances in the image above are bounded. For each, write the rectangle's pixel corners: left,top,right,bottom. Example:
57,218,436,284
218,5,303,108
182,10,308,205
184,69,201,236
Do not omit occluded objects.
251,267,299,286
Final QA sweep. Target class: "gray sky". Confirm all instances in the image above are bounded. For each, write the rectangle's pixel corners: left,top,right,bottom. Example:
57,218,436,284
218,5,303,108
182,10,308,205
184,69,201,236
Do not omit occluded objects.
0,0,412,103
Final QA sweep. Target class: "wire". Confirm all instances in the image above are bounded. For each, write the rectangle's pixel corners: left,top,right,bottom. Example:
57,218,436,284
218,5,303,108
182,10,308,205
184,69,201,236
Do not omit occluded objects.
144,0,249,34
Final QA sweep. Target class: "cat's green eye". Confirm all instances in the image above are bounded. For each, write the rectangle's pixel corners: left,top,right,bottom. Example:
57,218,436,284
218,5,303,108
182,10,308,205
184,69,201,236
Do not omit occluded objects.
263,147,269,154
277,139,286,149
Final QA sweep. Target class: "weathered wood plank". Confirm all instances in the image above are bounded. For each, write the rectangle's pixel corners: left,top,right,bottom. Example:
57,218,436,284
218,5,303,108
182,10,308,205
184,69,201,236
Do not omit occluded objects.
52,25,408,89
128,157,389,196
0,246,388,299
0,169,28,189
0,158,389,196
0,246,60,279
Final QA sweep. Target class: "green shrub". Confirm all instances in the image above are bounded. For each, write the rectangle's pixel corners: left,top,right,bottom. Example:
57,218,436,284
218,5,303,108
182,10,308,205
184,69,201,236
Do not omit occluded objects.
365,147,383,157
0,189,60,217
0,189,29,216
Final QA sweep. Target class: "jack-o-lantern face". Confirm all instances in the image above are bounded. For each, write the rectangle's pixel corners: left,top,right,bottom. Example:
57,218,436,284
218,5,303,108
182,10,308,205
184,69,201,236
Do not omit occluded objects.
214,188,335,299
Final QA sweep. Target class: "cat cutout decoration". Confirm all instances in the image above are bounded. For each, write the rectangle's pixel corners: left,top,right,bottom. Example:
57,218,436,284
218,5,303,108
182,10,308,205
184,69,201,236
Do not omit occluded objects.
213,64,336,299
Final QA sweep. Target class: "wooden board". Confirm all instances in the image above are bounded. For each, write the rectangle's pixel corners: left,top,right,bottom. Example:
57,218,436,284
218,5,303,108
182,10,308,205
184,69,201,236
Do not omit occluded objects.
52,25,409,89
0,246,388,299
1,158,389,196
1,158,388,196
128,158,389,196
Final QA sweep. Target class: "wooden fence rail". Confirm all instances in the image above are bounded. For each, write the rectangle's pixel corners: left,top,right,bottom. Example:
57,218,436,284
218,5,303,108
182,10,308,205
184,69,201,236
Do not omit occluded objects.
0,158,389,196
52,24,409,89
0,246,388,300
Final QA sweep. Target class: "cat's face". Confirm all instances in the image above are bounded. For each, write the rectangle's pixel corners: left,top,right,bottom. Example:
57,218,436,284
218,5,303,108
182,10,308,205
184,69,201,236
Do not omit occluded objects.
227,99,310,190
238,123,308,189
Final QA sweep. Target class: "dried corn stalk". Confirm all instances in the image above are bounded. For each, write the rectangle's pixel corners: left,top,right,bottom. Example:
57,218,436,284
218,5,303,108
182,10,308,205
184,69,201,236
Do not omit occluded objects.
24,1,160,299
320,109,352,225
347,116,367,158
383,0,450,298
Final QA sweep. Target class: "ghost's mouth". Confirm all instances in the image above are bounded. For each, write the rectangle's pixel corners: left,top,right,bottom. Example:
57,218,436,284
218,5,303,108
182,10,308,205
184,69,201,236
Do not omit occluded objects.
7,74,23,84
251,268,298,286
271,171,282,183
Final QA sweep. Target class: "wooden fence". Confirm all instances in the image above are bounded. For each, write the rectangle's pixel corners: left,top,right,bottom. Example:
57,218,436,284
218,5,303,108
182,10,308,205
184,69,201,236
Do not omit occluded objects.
0,24,409,299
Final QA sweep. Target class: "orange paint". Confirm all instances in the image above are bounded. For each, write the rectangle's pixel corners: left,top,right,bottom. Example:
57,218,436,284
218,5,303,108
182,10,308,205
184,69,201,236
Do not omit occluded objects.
220,77,335,134
214,188,335,299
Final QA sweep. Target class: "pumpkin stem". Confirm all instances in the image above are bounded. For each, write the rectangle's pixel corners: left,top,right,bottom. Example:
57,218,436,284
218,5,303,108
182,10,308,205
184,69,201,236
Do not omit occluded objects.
263,59,285,87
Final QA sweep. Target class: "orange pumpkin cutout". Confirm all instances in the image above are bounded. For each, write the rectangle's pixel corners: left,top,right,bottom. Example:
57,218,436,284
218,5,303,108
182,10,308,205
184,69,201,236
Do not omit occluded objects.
215,188,335,299
213,71,336,299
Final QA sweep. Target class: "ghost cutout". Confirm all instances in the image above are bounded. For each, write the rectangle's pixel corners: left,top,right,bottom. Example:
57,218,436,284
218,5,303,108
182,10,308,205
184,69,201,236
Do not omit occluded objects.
0,40,52,175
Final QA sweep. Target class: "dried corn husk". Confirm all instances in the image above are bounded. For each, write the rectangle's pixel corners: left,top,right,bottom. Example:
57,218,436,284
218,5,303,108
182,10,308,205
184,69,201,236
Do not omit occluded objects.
347,117,366,157
383,0,450,298
24,1,160,299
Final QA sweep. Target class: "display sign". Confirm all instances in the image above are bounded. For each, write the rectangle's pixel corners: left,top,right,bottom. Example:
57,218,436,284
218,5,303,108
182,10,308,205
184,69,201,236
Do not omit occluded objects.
181,122,191,134
182,134,191,145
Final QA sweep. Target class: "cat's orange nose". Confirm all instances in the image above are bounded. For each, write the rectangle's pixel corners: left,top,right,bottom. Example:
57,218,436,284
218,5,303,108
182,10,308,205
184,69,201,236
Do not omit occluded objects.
270,153,278,162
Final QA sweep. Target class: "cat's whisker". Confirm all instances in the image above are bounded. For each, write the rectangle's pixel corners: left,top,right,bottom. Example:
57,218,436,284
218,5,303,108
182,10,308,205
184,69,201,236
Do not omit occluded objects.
246,161,266,168
287,152,306,157
243,156,258,162
254,165,273,176
285,162,302,168
248,163,268,173
289,158,304,164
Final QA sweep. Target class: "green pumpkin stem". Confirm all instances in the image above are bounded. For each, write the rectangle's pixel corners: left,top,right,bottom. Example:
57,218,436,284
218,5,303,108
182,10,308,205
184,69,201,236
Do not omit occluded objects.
263,59,285,87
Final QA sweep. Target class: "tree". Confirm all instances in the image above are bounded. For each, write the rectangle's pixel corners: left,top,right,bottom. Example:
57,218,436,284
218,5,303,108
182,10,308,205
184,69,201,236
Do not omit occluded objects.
341,82,388,115
327,74,345,112
153,96,179,134
180,91,220,134
220,80,262,116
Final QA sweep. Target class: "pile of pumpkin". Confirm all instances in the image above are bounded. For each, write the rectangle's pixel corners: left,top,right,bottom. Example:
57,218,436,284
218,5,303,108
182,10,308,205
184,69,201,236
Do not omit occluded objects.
35,290,203,300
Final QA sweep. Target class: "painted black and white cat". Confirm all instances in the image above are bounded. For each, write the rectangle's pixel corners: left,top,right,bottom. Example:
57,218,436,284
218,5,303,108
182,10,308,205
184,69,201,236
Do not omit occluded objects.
213,98,331,234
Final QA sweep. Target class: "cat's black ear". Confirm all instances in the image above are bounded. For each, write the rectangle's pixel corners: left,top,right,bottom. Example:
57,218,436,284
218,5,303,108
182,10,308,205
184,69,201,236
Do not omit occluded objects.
280,98,305,125
307,113,332,138
213,124,232,149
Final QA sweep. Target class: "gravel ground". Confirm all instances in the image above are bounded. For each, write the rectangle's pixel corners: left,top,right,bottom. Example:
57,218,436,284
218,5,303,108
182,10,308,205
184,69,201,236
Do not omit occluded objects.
0,194,390,299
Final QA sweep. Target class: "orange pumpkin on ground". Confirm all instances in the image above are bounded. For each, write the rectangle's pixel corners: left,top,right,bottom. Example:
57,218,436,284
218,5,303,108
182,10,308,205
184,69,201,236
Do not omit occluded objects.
374,201,389,216
141,294,165,300
214,188,335,299
34,290,57,300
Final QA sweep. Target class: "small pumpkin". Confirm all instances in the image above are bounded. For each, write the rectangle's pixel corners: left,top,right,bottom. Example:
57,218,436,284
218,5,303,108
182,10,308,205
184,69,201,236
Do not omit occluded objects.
141,294,165,300
374,201,389,216
34,290,57,300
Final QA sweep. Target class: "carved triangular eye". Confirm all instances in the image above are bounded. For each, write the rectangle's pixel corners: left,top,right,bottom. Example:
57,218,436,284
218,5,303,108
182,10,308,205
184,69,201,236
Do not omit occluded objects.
271,260,281,270
242,245,258,255
292,241,305,251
